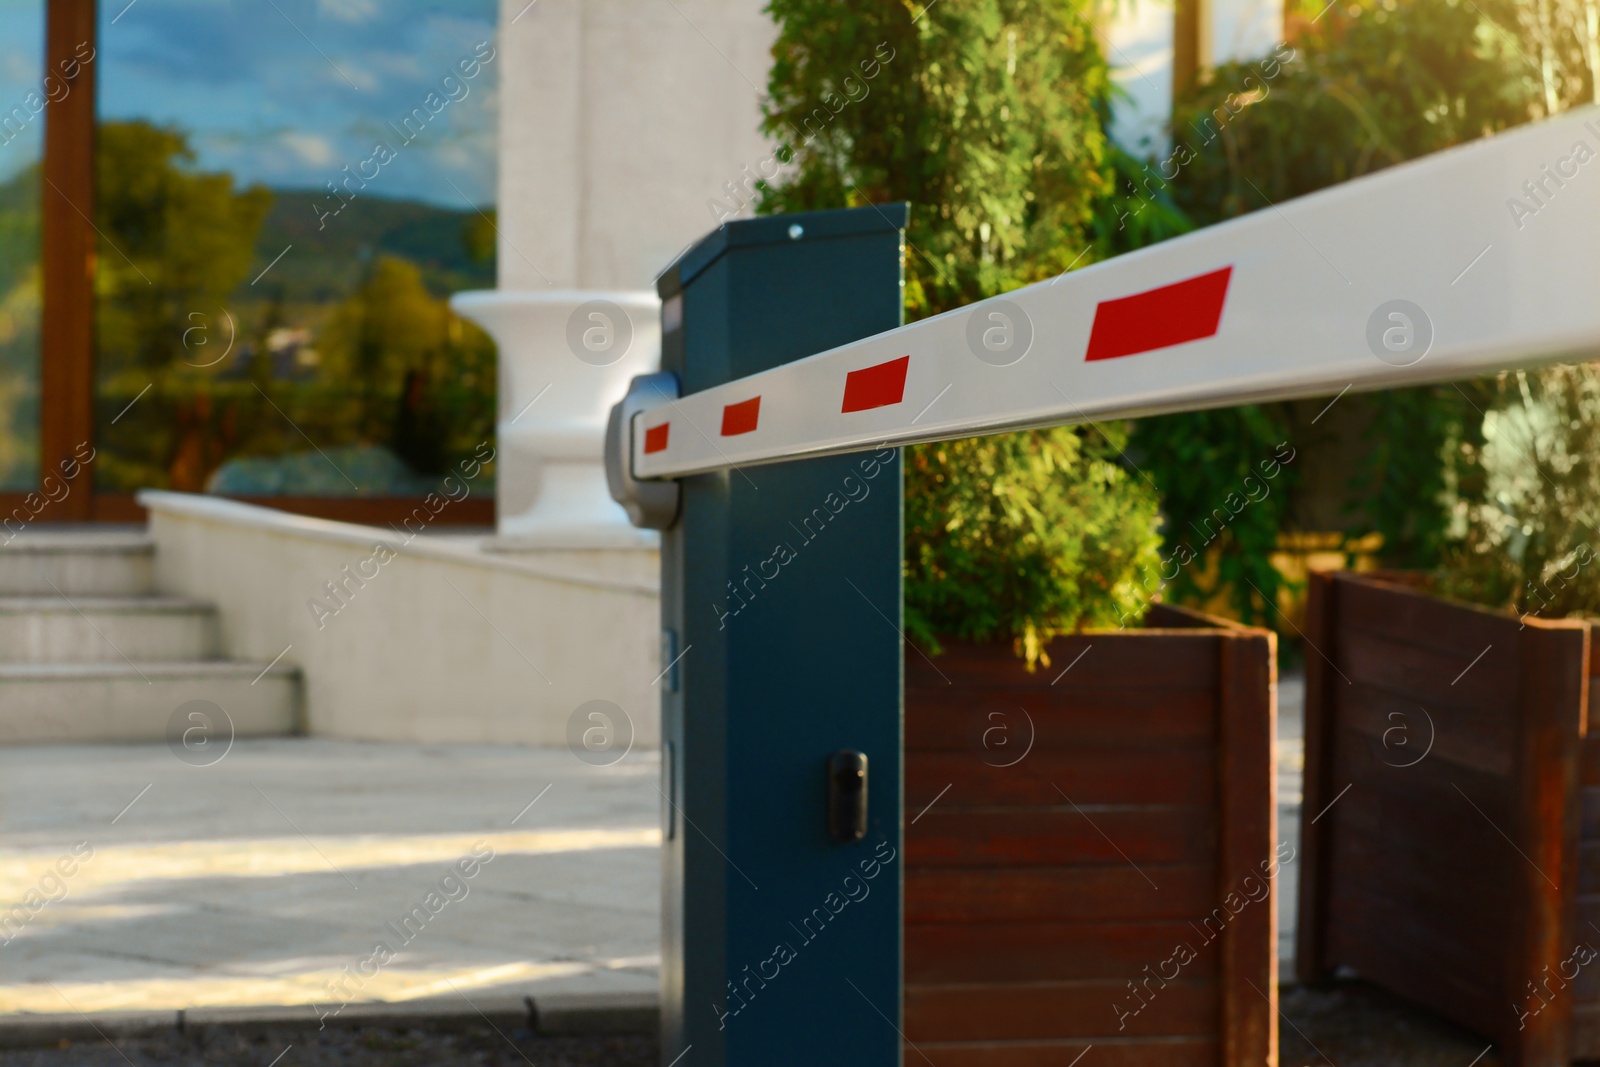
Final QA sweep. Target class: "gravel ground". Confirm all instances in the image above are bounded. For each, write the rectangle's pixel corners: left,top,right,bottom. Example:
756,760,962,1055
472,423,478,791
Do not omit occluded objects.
1280,980,1501,1067
0,1026,657,1067
0,980,1501,1066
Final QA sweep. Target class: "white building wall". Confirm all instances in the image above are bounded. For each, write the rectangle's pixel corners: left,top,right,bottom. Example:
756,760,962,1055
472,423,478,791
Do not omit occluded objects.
463,0,778,545
496,0,778,292
1105,0,1284,156
1214,0,1284,66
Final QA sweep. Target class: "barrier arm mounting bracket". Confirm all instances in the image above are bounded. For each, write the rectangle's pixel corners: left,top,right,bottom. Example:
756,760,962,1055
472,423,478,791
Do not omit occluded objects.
605,371,681,530
606,107,1600,514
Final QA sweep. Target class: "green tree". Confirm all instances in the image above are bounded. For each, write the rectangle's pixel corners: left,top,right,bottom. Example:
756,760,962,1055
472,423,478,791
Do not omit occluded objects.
1127,0,1538,622
905,424,1162,666
319,254,494,472
1169,0,1531,223
1486,0,1600,115
88,121,275,491
462,208,497,266
760,0,1110,317
321,255,449,422
1433,367,1600,618
95,121,272,376
87,120,497,493
1129,406,1298,620
0,165,40,488
761,0,1162,662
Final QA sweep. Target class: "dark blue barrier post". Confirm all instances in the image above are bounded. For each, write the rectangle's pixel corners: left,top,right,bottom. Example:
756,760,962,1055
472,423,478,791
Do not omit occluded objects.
655,205,907,1065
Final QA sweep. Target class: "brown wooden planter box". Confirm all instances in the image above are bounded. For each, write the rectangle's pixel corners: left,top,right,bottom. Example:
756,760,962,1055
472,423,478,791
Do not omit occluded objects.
1296,571,1591,1067
904,604,1279,1066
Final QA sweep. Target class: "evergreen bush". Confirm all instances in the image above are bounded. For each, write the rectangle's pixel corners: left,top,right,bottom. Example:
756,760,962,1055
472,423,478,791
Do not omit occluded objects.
759,0,1162,665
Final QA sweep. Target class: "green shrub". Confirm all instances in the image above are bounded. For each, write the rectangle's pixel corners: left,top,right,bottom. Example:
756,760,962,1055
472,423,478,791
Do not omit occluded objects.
1123,0,1536,623
760,1,1163,662
904,424,1163,667
759,0,1110,319
1436,365,1600,620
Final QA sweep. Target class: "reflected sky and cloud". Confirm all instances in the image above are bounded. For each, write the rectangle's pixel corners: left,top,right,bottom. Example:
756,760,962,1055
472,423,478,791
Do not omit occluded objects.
0,2,45,173
1,0,498,203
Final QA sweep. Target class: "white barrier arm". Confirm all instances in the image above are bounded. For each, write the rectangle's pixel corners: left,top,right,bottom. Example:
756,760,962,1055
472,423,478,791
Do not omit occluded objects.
628,107,1600,481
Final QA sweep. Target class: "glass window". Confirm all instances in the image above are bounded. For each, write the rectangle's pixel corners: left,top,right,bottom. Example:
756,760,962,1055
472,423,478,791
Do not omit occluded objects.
95,0,498,497
0,0,44,490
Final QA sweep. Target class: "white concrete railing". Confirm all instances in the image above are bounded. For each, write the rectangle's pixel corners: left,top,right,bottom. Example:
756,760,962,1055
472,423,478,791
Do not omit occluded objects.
139,491,660,749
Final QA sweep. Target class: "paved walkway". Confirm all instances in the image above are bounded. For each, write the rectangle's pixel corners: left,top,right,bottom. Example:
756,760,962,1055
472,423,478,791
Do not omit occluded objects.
0,671,1307,1021
1279,670,1305,980
0,741,660,1017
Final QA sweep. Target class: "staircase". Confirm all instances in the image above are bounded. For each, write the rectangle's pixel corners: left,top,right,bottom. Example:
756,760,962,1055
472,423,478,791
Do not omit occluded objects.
0,530,300,744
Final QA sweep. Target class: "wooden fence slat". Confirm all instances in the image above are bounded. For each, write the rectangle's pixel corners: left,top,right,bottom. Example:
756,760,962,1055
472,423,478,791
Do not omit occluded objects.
1325,912,1502,1027
1333,678,1516,779
1327,878,1507,999
908,985,1216,1043
907,807,1216,867
905,865,1218,923
1567,897,1600,996
1327,724,1520,853
1580,840,1600,893
1580,787,1600,838
904,749,1218,807
904,920,1226,983
905,635,1219,689
1335,625,1520,715
1218,632,1277,1067
901,1037,1218,1067
1572,1004,1600,1063
1331,825,1512,939
904,979,1217,1041
1334,573,1514,657
905,687,1218,750
1507,622,1587,1066
1296,571,1338,984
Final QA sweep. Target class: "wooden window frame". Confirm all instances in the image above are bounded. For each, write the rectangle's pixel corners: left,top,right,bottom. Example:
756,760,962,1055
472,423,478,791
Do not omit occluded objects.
37,0,95,520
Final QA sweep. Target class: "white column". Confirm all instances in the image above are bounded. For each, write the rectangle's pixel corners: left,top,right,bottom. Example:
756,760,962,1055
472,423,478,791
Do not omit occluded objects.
453,0,777,546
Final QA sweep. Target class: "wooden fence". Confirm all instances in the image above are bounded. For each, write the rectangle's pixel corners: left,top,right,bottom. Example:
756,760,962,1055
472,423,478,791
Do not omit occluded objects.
1576,651,1600,1055
903,604,1277,1066
1297,571,1589,1067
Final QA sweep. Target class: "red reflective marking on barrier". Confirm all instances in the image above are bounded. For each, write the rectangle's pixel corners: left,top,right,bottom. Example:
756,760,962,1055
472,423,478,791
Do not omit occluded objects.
841,355,910,413
1084,266,1233,362
643,423,670,453
721,396,761,436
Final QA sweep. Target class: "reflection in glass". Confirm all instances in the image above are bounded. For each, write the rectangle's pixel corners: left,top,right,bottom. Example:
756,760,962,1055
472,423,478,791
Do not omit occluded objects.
95,0,498,496
0,0,45,490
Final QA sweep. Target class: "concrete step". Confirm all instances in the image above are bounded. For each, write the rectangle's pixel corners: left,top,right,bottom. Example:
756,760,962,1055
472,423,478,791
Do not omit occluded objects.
0,661,300,744
0,531,155,596
0,596,220,663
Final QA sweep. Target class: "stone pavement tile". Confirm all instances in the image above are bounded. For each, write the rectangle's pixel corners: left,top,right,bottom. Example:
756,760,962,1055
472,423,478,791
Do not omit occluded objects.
1277,667,1305,981
470,848,660,914
0,740,658,846
0,740,661,1017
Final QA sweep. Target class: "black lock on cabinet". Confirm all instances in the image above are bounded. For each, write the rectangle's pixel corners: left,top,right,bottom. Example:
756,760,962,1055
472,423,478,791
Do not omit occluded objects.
828,750,868,843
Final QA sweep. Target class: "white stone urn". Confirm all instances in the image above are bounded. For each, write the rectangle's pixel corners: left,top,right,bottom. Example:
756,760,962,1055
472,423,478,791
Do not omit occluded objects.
450,289,661,547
